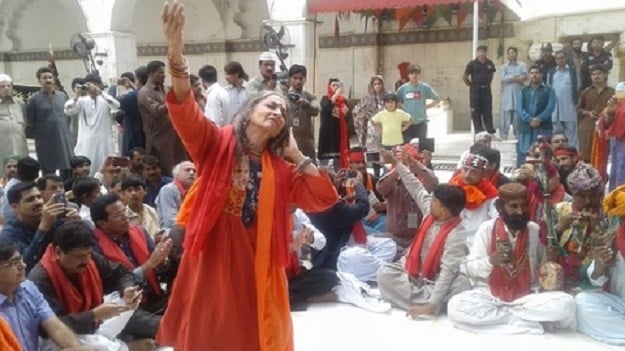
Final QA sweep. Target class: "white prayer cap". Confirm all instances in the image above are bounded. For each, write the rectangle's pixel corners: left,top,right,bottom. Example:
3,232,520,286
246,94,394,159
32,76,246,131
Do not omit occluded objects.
258,51,277,62
0,74,12,83
409,138,419,146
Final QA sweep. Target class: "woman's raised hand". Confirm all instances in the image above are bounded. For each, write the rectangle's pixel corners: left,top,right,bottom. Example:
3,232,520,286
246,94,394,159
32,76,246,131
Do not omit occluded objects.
161,0,186,55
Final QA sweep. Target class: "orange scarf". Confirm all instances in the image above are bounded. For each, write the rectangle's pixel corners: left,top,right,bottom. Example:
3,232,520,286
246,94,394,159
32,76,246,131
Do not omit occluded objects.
488,218,531,302
449,175,498,210
0,318,20,351
327,83,349,168
405,215,462,280
40,245,103,314
94,226,162,297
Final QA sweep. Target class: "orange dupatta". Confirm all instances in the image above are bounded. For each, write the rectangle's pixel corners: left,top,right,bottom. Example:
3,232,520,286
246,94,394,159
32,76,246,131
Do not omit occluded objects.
255,151,293,351
0,318,20,351
592,108,610,181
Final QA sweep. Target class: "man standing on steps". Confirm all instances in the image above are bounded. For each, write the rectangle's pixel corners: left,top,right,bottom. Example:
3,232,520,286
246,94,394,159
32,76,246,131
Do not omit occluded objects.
463,45,497,135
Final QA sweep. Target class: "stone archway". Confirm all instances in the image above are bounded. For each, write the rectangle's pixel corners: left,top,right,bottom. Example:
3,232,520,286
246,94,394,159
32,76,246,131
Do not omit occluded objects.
0,0,88,52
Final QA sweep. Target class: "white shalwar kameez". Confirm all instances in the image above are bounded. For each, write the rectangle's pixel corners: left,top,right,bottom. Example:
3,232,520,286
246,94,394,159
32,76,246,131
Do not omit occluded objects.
575,249,625,345
64,93,119,176
447,218,576,334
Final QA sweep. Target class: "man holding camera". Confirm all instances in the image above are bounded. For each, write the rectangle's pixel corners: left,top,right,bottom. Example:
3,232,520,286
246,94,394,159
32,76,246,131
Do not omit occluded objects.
247,51,284,100
287,64,319,161
64,74,120,177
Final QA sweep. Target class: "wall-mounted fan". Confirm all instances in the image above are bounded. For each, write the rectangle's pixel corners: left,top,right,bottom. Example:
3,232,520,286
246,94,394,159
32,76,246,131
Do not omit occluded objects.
70,33,98,75
260,23,292,73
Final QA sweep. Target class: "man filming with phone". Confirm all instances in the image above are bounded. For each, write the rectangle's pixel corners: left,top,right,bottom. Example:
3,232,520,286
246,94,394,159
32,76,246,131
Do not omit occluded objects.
64,74,120,177
247,51,284,99
287,64,319,161
1,182,80,272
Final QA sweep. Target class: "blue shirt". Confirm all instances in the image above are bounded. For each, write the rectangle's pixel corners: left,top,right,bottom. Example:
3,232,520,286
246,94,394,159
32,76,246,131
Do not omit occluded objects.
396,82,439,124
0,280,55,351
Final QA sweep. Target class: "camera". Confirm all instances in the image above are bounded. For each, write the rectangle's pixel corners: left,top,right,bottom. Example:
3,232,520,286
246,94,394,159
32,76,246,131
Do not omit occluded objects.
271,71,289,82
346,170,358,178
287,93,301,103
78,84,87,91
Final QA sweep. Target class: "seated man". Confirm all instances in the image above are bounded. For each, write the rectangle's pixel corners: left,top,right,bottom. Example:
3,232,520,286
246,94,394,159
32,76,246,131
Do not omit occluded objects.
63,156,92,192
121,175,160,239
141,156,172,208
482,147,511,188
287,208,338,310
155,161,196,229
376,144,437,250
35,174,65,204
91,194,172,314
575,185,625,345
448,183,576,334
309,170,396,279
1,157,40,224
1,182,78,272
553,145,579,195
28,221,159,344
449,152,499,246
554,163,607,290
377,149,469,317
0,238,94,351
347,148,386,234
72,177,101,226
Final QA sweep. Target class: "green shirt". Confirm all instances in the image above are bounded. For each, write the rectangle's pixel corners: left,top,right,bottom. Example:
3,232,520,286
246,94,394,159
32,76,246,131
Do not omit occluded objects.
396,81,439,124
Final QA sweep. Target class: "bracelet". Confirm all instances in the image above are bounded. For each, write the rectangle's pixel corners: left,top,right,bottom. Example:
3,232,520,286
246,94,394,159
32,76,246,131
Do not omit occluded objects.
167,52,190,79
296,156,313,173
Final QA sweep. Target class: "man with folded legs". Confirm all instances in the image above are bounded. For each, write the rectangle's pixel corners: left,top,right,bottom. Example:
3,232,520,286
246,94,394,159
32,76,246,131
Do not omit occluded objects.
377,149,469,317
447,183,576,334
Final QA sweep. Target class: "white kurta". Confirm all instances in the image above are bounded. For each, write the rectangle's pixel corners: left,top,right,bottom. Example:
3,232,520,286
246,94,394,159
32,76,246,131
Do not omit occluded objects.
576,250,625,345
64,93,119,176
448,218,576,334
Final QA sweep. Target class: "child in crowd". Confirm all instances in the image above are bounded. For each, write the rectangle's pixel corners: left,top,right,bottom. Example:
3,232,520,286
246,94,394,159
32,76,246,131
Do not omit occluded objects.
371,94,412,149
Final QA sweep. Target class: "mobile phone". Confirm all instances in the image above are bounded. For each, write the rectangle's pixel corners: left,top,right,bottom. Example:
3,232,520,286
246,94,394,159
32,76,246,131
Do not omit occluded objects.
111,156,130,168
366,153,380,163
53,192,67,219
53,192,67,206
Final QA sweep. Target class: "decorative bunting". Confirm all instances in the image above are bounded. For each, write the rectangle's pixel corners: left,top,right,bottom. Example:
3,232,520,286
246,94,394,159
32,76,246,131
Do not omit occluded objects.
412,6,423,28
456,2,472,28
395,7,414,31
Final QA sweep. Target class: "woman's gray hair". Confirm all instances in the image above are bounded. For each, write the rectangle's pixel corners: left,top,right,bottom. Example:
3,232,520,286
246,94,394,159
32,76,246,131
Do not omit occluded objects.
233,91,292,157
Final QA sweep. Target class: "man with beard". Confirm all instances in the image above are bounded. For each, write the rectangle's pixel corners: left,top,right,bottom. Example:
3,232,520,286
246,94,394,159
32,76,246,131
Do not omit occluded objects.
575,184,625,345
553,145,579,194
155,160,196,229
247,52,283,100
141,155,172,208
0,75,28,161
377,149,468,317
448,182,576,334
449,152,499,246
554,163,608,290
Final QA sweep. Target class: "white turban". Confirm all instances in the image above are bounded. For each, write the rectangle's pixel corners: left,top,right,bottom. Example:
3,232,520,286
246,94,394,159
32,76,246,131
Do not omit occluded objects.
0,74,12,83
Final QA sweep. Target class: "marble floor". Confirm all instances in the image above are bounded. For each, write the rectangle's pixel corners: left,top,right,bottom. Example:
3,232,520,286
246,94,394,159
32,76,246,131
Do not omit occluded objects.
292,302,625,351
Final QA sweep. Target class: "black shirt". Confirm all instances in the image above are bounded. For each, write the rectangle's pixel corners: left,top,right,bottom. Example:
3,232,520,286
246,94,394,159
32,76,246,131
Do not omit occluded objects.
535,57,556,82
464,59,496,86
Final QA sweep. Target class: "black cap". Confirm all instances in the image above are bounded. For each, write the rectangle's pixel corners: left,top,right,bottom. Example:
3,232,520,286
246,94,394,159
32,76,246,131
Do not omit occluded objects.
541,43,553,51
477,45,488,51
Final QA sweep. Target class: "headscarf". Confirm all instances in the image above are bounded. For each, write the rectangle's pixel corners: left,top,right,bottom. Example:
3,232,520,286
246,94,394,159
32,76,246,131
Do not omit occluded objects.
566,163,603,195
326,79,349,168
603,184,625,217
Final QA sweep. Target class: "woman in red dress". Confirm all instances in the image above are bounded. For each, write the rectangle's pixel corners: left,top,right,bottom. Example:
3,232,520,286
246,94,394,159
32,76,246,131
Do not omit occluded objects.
158,2,339,350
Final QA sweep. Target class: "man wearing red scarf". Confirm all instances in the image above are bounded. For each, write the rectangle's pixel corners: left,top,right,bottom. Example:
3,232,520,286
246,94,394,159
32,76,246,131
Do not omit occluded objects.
377,152,469,318
90,194,172,317
448,183,575,334
576,185,625,344
28,221,157,344
347,148,386,234
449,152,499,247
155,160,196,229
